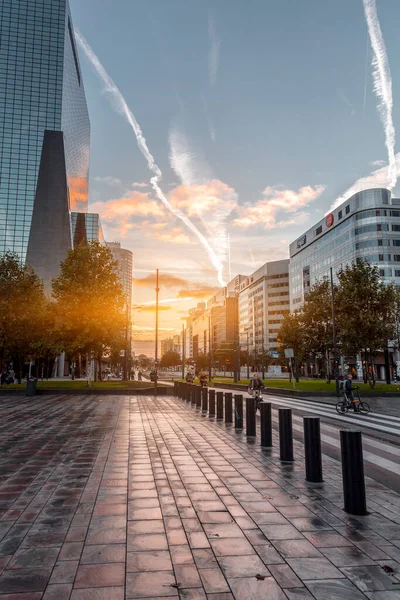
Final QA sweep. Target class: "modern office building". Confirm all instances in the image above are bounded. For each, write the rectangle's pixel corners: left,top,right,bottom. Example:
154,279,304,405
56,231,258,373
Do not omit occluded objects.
289,188,400,310
161,335,182,359
238,260,290,357
106,242,133,311
0,0,90,288
71,212,105,246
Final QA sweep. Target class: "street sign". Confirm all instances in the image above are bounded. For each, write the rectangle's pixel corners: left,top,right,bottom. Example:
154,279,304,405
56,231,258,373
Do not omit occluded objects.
284,348,294,358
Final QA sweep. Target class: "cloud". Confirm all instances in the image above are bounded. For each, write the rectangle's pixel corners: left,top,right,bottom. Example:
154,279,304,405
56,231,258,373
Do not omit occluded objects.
177,285,219,300
149,228,192,245
68,176,88,211
90,191,165,236
329,152,400,211
370,159,386,167
135,305,172,313
132,181,148,188
134,273,219,302
234,185,325,229
135,273,189,289
363,0,396,189
94,176,121,186
169,180,237,218
208,13,221,86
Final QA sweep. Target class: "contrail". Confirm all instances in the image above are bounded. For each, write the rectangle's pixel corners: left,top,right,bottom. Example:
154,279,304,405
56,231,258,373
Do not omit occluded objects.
75,30,226,287
363,0,396,189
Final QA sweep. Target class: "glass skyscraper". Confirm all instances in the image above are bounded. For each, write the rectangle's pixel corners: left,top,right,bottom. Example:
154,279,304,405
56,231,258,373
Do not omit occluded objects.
0,0,90,270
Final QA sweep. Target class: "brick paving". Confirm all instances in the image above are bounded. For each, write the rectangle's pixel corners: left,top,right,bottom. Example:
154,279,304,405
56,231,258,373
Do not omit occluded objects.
1,394,400,599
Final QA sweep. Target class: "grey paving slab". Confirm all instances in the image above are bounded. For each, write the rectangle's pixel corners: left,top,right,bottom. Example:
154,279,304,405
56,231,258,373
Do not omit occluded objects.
1,393,400,600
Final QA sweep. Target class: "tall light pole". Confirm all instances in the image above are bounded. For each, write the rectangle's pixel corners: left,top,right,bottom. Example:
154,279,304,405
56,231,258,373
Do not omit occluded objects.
246,330,250,379
154,269,159,396
330,267,340,396
182,323,185,381
208,315,212,382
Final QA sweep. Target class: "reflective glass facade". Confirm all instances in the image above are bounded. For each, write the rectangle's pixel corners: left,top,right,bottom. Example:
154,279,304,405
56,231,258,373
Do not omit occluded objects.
289,188,400,310
0,0,90,262
71,212,105,246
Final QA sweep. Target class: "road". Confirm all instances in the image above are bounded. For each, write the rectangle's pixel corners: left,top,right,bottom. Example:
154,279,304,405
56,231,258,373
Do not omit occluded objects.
167,380,400,494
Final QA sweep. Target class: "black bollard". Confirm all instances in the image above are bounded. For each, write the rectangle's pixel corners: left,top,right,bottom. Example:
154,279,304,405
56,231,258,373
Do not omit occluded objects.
340,430,367,515
260,402,272,448
279,408,294,462
201,387,208,414
177,381,181,398
209,390,216,417
234,395,244,430
303,417,323,483
225,393,233,423
182,382,187,401
185,383,190,402
196,386,202,410
217,392,224,420
174,381,178,396
246,397,256,437
190,384,196,406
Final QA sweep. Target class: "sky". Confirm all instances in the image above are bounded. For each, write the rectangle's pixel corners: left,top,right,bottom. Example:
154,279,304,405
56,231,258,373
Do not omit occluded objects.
70,0,400,356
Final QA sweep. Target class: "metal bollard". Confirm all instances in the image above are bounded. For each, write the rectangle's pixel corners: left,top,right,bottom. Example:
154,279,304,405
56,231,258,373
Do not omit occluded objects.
217,392,224,420
279,408,294,462
340,430,367,515
209,390,216,417
246,397,256,437
201,387,208,414
177,381,181,398
174,381,178,396
182,382,187,401
185,383,190,402
260,402,272,448
234,395,243,430
224,393,233,423
190,384,196,406
196,386,202,410
303,417,323,483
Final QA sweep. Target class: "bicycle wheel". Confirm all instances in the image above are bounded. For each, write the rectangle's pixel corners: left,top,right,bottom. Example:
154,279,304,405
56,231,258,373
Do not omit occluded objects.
359,401,370,415
336,401,347,414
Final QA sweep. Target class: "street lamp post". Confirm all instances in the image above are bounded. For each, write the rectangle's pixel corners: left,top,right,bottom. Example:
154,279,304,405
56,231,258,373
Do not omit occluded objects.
182,324,185,382
246,330,250,379
154,269,159,396
330,267,340,396
208,315,213,383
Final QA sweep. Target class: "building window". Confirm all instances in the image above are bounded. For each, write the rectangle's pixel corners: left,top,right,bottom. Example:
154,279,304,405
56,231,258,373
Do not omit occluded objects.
68,18,81,86
393,240,400,246
345,205,350,214
338,210,342,219
395,270,400,277
316,225,322,236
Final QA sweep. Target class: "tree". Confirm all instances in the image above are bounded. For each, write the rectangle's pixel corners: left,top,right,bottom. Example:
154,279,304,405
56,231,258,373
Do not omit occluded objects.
52,241,127,382
160,351,181,368
0,252,54,382
278,311,306,382
335,260,396,386
302,280,334,379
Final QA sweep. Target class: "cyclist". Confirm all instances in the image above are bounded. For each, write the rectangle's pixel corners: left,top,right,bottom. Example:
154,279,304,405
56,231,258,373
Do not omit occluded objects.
249,373,264,392
342,373,360,412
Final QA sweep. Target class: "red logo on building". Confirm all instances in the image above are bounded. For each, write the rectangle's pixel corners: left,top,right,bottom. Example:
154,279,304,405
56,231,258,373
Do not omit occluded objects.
326,213,334,227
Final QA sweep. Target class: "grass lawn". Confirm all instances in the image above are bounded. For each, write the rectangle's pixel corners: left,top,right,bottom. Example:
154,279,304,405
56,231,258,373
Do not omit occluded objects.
2,380,153,390
210,377,400,394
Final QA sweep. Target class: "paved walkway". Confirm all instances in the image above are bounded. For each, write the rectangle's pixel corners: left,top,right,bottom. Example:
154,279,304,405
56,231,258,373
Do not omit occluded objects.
1,395,400,599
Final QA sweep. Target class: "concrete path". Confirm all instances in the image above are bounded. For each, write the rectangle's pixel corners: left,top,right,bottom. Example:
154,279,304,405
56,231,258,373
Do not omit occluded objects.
1,394,400,599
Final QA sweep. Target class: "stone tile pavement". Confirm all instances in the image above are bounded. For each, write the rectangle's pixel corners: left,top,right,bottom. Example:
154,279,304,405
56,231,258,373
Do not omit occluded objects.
1,394,400,599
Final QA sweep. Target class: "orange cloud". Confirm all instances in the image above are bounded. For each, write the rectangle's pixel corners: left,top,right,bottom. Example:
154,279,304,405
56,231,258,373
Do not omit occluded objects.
177,285,219,299
147,228,191,245
90,192,165,236
135,273,188,289
168,179,237,218
135,305,173,313
233,185,325,229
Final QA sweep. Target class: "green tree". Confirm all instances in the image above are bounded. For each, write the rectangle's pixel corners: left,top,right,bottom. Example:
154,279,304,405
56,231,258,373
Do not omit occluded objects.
52,241,127,382
335,260,396,386
160,351,181,368
278,311,306,382
0,252,51,382
302,279,334,380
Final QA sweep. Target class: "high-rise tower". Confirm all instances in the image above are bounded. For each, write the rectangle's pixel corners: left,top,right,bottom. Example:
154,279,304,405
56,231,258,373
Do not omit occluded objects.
0,0,90,288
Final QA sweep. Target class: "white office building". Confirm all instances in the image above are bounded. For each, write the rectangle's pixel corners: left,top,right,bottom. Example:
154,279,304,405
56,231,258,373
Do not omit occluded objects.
238,260,290,357
289,188,400,311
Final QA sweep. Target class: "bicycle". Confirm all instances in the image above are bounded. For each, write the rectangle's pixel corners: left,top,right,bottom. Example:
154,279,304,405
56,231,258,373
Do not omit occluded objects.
248,386,264,411
335,386,370,415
